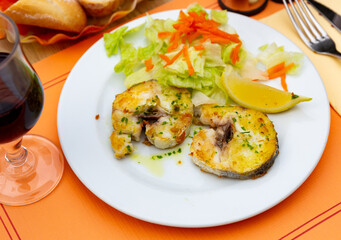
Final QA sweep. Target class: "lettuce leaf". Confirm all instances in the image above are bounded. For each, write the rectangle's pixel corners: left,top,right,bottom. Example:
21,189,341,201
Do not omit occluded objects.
239,58,268,81
210,9,227,25
124,67,154,89
187,3,207,15
191,91,221,106
221,43,247,68
108,20,165,76
137,42,162,60
104,22,147,57
103,26,128,56
163,46,204,76
202,41,225,67
124,22,146,37
145,17,176,44
114,41,139,76
257,42,304,74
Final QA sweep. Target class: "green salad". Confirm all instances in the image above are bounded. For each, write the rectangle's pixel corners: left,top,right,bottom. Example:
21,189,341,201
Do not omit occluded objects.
103,3,304,105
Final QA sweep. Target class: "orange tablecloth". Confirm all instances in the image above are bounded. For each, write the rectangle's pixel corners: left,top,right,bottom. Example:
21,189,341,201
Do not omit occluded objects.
1,0,340,239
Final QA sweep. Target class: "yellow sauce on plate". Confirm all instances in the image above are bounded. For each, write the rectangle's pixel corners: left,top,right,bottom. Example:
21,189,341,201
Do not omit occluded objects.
131,153,164,177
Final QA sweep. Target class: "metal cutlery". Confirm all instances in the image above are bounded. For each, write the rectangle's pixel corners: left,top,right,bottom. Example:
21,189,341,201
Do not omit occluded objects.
306,0,341,33
283,0,341,59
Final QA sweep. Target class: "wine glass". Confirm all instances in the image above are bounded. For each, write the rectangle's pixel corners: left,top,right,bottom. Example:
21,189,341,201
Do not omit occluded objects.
0,12,64,206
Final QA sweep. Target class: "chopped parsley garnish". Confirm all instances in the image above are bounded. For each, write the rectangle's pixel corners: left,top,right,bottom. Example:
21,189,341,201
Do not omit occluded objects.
243,139,254,150
121,117,128,124
291,94,299,99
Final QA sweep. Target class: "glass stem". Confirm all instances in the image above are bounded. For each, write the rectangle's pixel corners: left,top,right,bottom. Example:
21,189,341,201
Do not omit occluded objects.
3,138,28,167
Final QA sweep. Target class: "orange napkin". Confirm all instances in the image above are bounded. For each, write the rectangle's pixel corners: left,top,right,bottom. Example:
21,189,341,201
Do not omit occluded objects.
1,1,340,240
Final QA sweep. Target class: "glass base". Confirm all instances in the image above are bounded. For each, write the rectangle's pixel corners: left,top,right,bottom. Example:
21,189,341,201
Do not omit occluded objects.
0,135,64,206
218,0,268,16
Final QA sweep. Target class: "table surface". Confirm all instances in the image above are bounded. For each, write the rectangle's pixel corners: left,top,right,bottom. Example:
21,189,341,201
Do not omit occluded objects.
22,0,171,64
2,0,341,239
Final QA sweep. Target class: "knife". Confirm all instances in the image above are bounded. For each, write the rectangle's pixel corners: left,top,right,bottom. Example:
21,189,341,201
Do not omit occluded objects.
306,0,341,33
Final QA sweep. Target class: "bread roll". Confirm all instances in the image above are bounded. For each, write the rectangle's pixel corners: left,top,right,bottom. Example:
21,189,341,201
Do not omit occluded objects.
78,0,122,17
4,0,87,33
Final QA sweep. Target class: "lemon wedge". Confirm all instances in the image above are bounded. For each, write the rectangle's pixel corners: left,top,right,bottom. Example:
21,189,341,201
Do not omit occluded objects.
221,73,312,113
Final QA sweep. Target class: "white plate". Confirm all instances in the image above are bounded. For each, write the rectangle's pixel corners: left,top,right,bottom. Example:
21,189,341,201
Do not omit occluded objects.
57,10,330,227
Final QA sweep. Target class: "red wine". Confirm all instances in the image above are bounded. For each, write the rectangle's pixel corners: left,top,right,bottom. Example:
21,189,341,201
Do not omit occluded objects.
0,52,44,144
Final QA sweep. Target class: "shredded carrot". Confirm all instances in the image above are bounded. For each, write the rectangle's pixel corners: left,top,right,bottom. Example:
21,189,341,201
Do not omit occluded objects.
144,58,154,71
187,32,202,43
161,10,241,53
179,10,189,21
194,22,220,31
156,11,244,74
159,54,171,64
168,32,181,52
182,45,195,75
195,26,240,43
280,74,288,91
259,62,294,91
267,62,285,75
230,43,242,65
158,31,172,39
208,36,231,45
268,62,295,79
253,62,288,81
164,48,183,67
194,44,204,51
161,45,195,75
188,11,206,21
199,36,209,43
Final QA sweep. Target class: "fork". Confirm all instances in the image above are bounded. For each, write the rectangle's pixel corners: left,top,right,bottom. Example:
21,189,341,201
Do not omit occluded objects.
283,0,341,59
